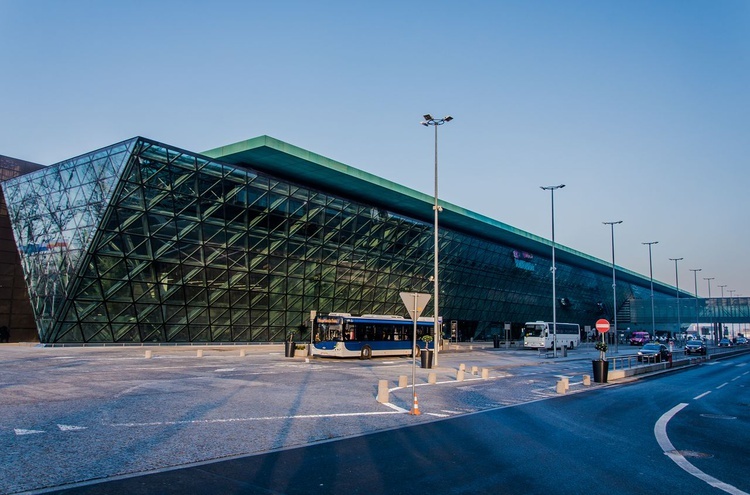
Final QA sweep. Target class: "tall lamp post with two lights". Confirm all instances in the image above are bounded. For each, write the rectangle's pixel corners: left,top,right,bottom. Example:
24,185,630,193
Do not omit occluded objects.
669,257,683,337
690,268,702,338
421,114,453,366
643,241,658,336
603,220,622,353
541,184,565,357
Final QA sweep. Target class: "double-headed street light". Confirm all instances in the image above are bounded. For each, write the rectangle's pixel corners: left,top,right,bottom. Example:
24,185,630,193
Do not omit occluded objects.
690,268,702,336
704,277,715,341
643,241,658,336
541,184,565,357
669,257,683,336
603,221,622,353
421,114,453,366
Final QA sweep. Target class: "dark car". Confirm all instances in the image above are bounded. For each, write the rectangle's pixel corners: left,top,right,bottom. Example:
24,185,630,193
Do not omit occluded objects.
637,343,671,362
685,340,706,355
718,338,732,347
736,337,748,346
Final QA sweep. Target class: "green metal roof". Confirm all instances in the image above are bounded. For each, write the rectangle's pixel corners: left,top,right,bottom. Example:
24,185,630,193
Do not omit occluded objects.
203,136,684,297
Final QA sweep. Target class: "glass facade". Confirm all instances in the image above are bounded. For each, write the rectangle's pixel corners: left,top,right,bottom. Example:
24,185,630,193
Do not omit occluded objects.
3,137,683,344
0,155,46,342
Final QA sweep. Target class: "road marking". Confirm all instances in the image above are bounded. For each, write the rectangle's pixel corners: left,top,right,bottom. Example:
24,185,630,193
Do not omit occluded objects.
214,368,236,372
731,376,740,381
14,428,45,436
717,383,728,389
425,413,450,417
694,391,711,400
57,424,87,431
111,410,405,427
655,403,749,495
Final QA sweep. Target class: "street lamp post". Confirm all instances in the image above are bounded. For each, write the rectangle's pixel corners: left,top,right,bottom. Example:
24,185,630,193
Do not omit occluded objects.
728,289,736,338
690,268,702,337
603,221,622,353
421,114,452,366
541,184,565,358
704,277,715,340
669,257,683,338
718,284,727,338
643,241,658,337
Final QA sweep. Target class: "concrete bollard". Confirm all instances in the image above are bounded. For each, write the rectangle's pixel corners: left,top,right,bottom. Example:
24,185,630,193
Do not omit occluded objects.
457,369,465,381
377,380,390,403
239,349,246,357
556,380,567,394
398,375,408,388
481,368,489,379
560,377,569,390
144,350,152,359
471,366,479,376
196,349,203,358
428,372,437,384
583,374,591,386
459,363,466,371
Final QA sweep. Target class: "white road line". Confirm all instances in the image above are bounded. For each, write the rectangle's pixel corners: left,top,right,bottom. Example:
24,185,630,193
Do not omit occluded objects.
425,413,450,417
693,391,711,400
111,410,404,427
14,428,45,436
655,403,749,495
57,424,87,431
717,383,728,389
731,376,740,381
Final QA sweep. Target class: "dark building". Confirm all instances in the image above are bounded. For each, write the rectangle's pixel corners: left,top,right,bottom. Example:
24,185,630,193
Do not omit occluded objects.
0,136,686,344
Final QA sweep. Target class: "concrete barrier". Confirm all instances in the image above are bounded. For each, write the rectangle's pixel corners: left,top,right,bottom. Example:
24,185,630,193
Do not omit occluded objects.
428,372,437,384
471,365,478,375
556,380,567,394
456,369,465,381
583,374,591,386
144,350,152,359
239,349,246,357
398,375,408,388
377,380,389,403
481,368,489,379
196,349,203,358
459,363,466,371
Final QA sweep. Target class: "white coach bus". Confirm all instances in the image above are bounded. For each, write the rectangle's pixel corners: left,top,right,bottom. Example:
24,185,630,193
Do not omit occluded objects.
523,321,581,350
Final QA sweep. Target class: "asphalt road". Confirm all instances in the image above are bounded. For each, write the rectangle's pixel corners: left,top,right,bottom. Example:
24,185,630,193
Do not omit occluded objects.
0,344,750,494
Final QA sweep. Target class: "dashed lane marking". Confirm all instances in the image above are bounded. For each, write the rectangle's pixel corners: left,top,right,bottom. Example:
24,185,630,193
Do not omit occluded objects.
14,429,45,436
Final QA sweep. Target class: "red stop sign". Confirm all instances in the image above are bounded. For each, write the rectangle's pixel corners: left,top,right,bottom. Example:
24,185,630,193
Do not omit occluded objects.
595,319,610,333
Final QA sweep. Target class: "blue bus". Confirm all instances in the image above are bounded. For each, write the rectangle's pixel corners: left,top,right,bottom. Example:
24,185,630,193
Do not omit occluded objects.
311,313,440,359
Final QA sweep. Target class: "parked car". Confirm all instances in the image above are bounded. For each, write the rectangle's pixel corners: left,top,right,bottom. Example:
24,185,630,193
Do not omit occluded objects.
637,343,671,362
718,338,732,347
685,340,707,355
630,331,650,346
736,337,748,346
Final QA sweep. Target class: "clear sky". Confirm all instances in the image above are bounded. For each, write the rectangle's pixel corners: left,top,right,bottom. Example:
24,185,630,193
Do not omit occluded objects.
1,0,748,298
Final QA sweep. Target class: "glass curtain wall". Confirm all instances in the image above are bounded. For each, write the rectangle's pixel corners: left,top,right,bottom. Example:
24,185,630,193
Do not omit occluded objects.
4,137,666,343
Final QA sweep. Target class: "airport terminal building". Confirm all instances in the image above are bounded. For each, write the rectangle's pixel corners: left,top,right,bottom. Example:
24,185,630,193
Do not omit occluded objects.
0,136,686,344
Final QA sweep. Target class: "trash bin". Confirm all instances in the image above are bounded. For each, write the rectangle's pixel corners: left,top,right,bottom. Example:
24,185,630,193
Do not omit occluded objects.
420,349,433,368
493,335,500,348
284,341,296,358
592,359,608,383
561,345,567,357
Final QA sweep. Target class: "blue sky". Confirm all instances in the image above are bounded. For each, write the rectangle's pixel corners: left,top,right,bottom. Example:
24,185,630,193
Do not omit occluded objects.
1,0,748,297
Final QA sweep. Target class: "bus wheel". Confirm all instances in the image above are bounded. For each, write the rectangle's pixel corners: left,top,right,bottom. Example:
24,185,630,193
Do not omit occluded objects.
360,345,372,360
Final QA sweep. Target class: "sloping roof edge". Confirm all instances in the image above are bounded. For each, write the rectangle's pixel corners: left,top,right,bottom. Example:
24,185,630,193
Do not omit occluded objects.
202,136,682,296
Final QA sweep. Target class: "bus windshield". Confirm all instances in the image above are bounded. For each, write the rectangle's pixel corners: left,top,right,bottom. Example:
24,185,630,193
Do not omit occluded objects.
524,324,545,337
